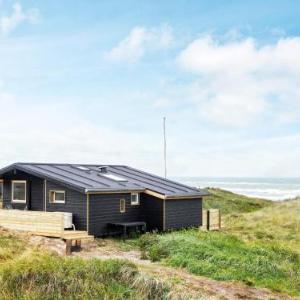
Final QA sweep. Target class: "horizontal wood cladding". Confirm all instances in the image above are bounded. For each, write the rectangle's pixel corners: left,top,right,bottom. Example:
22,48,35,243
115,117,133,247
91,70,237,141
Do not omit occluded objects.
2,171,43,211
46,181,86,231
30,177,44,211
0,210,65,233
140,194,164,231
165,198,202,230
1,169,202,236
1,171,87,231
89,193,143,236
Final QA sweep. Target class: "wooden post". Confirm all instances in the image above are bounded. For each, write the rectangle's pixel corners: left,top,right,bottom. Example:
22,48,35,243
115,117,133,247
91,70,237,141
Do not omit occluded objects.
86,194,90,234
75,239,81,250
66,239,72,256
207,210,210,231
44,179,47,212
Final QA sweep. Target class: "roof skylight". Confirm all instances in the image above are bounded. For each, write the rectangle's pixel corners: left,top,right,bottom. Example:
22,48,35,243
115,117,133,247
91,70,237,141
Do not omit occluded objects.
101,173,127,182
76,166,90,171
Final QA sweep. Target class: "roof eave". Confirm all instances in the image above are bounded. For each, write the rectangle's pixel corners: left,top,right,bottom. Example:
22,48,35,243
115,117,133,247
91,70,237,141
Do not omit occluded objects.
165,192,209,199
144,189,209,200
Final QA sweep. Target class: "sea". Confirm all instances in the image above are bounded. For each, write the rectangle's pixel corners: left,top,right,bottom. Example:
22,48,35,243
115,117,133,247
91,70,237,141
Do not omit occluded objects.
176,177,300,201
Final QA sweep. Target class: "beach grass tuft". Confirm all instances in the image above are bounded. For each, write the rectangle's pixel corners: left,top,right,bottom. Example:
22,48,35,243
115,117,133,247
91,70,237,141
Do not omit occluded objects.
139,229,300,296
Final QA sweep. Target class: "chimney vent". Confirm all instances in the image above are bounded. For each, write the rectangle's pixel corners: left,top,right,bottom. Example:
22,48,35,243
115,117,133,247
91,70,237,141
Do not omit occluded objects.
98,166,108,173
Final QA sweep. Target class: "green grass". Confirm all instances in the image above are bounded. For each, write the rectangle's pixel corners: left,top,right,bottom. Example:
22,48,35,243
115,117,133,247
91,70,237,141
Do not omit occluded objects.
139,230,300,296
204,188,273,214
1,189,299,298
0,234,170,300
0,234,25,262
135,190,300,296
225,198,300,252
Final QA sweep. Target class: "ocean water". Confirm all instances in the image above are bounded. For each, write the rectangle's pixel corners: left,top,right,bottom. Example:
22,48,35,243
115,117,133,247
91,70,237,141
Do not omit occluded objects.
176,177,300,201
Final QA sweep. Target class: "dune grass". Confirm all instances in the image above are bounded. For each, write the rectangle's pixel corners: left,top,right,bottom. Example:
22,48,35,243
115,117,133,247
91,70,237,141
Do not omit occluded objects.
205,188,272,214
139,230,300,296
136,190,300,296
0,234,25,262
0,234,170,300
1,189,299,298
225,198,300,252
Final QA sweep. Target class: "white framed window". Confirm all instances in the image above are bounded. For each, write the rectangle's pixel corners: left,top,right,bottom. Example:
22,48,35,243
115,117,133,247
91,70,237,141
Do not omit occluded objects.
12,180,26,203
131,193,140,205
120,198,126,213
49,190,65,204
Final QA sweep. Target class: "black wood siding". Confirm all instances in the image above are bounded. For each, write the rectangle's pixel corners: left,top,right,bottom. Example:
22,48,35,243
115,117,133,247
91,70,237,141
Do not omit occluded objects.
165,198,202,230
1,169,202,236
45,181,87,231
89,193,143,236
30,177,44,211
2,171,43,211
1,171,87,231
140,194,164,231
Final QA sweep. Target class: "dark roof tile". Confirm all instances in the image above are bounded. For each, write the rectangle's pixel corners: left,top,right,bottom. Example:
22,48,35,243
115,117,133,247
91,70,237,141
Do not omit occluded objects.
0,163,208,197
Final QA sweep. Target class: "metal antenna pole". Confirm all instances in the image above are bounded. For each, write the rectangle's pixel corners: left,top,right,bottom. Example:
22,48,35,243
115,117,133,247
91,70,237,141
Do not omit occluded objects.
163,117,167,178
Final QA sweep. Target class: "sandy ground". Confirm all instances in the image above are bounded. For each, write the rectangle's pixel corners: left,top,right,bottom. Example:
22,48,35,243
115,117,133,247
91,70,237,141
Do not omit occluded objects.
2,229,298,300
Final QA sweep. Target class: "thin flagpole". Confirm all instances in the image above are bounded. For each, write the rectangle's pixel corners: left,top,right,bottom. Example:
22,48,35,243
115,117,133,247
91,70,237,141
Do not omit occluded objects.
163,117,167,178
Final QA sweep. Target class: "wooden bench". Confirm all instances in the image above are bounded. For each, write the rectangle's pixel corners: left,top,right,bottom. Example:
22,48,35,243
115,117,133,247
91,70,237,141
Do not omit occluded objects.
63,232,94,255
108,221,147,237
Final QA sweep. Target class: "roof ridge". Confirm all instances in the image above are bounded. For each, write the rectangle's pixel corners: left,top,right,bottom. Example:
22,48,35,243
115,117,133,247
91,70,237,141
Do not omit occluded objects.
15,162,127,167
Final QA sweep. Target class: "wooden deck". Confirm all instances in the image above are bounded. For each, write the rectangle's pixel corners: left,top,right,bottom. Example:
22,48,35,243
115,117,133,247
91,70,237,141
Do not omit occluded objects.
0,209,93,254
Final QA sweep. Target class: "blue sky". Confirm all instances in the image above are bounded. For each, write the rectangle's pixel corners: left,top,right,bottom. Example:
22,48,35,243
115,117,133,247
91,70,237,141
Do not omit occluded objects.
1,1,300,177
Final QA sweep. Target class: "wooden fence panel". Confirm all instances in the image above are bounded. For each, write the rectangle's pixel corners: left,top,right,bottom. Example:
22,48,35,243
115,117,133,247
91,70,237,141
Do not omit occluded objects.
0,210,64,233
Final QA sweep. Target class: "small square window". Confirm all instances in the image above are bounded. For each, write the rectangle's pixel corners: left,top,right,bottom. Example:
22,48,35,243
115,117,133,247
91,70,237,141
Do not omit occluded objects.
120,198,126,213
131,193,140,205
49,190,65,204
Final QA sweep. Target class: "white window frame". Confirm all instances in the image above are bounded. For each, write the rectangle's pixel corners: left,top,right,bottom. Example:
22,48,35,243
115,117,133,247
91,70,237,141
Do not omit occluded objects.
11,180,27,203
131,193,140,205
120,198,126,213
49,190,66,204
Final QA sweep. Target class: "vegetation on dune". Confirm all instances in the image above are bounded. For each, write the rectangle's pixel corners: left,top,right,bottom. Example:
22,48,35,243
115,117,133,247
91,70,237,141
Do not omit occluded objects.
139,230,300,296
205,188,272,214
225,198,300,252
0,234,25,262
134,190,300,296
1,189,300,298
0,234,170,300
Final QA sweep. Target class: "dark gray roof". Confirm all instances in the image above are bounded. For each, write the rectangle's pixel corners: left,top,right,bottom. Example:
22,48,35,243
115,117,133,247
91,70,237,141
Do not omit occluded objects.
0,163,208,198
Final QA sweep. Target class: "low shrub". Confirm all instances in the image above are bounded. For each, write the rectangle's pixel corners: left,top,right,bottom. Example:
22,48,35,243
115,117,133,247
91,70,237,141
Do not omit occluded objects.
139,232,159,259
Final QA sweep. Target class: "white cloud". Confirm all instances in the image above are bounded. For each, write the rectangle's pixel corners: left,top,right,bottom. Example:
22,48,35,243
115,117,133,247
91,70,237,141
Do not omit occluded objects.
0,85,165,175
0,3,39,36
104,24,173,63
178,35,300,75
2,84,300,177
177,35,300,125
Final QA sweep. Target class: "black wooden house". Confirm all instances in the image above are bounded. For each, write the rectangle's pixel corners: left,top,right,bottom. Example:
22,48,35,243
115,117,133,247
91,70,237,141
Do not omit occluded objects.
0,163,208,237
